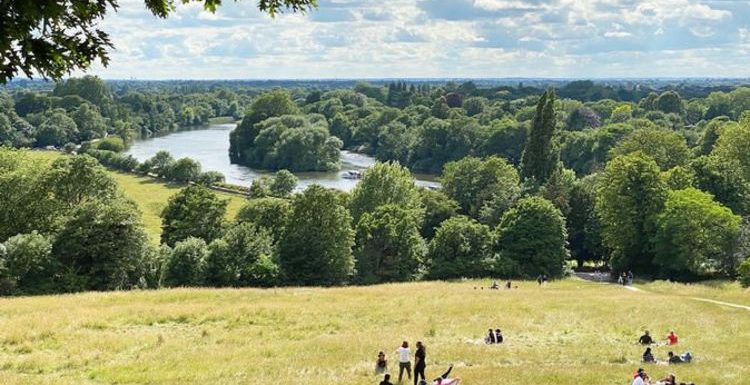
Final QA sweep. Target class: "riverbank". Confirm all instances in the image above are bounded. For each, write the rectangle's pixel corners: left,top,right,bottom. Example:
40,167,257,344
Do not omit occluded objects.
125,122,441,192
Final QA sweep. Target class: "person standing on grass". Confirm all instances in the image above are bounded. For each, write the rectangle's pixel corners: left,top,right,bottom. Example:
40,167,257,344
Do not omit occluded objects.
397,341,411,383
414,341,426,385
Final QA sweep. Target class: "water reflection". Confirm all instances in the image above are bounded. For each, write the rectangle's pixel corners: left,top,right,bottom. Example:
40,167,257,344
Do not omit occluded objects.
126,123,440,191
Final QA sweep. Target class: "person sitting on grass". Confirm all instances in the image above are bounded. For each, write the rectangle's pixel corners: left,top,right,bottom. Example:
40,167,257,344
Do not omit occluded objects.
667,352,683,364
380,373,394,385
505,280,512,289
656,373,676,385
490,280,499,290
376,351,388,374
642,347,655,363
666,331,678,345
639,331,654,345
495,329,503,344
432,365,459,385
632,368,650,385
485,329,496,344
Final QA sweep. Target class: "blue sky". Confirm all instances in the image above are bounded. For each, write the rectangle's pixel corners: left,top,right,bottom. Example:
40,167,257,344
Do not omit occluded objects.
82,0,750,79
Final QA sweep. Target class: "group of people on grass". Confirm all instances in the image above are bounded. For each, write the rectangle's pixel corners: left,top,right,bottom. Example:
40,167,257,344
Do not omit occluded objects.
634,330,695,385
488,280,513,290
618,271,635,285
632,368,695,385
639,330,693,365
375,341,459,385
484,328,504,344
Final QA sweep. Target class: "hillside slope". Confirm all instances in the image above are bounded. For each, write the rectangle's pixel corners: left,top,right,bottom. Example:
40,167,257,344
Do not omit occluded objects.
0,280,748,385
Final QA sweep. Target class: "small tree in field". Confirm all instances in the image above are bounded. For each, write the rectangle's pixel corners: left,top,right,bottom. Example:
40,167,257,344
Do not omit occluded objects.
161,237,208,287
161,185,227,246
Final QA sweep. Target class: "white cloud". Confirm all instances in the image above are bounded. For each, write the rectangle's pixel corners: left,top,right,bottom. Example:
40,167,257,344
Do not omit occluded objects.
77,0,750,79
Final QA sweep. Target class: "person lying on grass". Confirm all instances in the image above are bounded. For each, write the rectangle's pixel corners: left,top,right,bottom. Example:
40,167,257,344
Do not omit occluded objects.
667,351,692,364
432,365,459,385
655,373,676,385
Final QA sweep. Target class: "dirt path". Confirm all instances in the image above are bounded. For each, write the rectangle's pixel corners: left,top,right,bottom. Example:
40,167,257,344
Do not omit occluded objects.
574,272,748,311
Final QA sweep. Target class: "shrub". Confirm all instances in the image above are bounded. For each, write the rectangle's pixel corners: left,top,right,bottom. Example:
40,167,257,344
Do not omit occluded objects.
161,237,208,287
739,258,750,288
96,136,125,152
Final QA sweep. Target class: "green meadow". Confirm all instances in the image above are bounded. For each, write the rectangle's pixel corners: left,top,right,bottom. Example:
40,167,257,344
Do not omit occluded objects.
27,151,246,243
0,279,747,385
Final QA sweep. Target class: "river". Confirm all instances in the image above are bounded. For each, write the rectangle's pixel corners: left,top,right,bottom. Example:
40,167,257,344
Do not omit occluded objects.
125,123,440,191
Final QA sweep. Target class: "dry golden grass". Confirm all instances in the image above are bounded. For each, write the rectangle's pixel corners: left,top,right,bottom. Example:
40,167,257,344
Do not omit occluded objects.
0,279,747,385
639,280,750,307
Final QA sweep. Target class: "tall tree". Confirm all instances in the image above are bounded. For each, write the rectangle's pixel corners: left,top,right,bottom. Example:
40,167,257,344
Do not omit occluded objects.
654,188,741,277
279,185,354,286
496,197,568,278
205,223,278,287
228,90,300,163
354,205,425,284
596,152,667,273
349,161,423,224
520,89,559,184
426,216,494,279
441,156,520,221
161,185,227,246
53,197,149,291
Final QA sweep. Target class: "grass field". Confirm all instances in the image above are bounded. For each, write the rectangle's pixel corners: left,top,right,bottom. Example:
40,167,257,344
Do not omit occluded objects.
24,150,247,243
639,280,750,307
0,279,748,385
107,172,245,243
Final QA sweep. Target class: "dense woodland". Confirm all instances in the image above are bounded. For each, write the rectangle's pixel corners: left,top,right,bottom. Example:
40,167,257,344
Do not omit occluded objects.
2,77,750,295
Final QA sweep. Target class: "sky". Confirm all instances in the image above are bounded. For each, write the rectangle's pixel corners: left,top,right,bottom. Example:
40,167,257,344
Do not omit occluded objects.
82,0,750,79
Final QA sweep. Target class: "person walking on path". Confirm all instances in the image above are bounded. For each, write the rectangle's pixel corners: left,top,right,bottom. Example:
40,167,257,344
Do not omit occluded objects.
414,341,426,385
397,341,412,383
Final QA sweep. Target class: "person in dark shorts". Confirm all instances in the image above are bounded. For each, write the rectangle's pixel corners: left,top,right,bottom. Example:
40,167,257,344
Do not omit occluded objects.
414,341,426,385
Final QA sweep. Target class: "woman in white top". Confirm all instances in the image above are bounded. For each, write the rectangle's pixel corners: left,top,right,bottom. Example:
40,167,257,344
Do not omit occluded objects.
397,341,412,383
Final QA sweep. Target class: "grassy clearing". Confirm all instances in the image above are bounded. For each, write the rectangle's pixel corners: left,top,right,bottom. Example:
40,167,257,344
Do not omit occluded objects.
638,280,750,307
107,171,245,243
23,150,247,243
0,279,748,385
